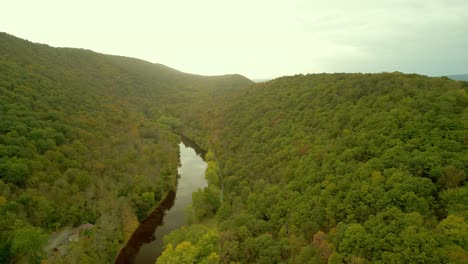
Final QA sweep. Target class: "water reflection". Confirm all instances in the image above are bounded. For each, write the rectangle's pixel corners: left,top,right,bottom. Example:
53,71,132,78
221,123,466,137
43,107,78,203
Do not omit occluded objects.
115,139,207,264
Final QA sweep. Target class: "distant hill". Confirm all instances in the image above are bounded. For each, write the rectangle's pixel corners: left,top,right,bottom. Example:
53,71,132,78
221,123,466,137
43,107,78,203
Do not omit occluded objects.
446,74,468,81
252,78,273,83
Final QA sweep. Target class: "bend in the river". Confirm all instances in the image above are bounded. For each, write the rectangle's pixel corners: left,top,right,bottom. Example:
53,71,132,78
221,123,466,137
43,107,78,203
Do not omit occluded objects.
115,137,207,264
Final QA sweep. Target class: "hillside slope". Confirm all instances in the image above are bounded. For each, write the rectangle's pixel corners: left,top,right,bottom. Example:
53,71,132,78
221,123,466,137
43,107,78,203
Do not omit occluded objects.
0,32,252,263
168,73,467,263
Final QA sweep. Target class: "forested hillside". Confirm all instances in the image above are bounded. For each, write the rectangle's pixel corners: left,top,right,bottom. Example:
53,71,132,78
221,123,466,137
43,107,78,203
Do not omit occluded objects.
0,33,252,263
166,73,467,263
1,32,467,264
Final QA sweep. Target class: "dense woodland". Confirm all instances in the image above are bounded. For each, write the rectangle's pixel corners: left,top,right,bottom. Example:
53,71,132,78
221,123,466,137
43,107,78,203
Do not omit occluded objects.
0,33,467,264
0,33,251,263
167,73,467,263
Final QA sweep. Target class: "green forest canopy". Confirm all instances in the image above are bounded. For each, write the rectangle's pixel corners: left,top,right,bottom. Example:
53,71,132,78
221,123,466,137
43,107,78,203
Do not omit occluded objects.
0,32,467,263
0,32,251,263
175,73,467,264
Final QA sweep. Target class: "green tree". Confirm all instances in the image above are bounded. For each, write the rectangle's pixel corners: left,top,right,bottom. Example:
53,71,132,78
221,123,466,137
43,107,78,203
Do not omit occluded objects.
192,186,221,220
438,165,466,189
205,161,220,187
11,222,48,263
438,215,468,248
0,158,30,186
132,192,156,220
156,241,198,264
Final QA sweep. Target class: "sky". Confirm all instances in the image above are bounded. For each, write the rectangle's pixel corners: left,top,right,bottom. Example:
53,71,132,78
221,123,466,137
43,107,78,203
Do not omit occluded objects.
1,0,467,79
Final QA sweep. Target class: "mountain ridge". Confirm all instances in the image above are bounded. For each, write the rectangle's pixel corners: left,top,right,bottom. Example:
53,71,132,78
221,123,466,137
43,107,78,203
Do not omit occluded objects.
0,32,252,85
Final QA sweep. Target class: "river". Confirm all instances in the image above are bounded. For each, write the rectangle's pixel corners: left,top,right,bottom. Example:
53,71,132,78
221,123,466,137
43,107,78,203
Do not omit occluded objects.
115,138,208,264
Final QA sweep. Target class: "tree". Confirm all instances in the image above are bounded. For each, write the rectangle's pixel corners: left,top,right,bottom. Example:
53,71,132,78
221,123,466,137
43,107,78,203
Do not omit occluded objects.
161,225,220,263
11,222,47,263
156,242,198,264
205,161,220,187
132,192,156,220
338,223,370,257
0,158,30,186
438,215,468,248
205,150,215,162
438,165,466,189
158,116,182,130
192,186,221,220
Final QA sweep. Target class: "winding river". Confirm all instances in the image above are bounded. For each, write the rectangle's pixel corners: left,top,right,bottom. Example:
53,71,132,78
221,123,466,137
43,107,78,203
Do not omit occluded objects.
115,138,208,264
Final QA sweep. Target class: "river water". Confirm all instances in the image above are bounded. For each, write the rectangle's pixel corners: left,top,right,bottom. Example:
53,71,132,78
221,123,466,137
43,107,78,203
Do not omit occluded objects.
115,139,207,264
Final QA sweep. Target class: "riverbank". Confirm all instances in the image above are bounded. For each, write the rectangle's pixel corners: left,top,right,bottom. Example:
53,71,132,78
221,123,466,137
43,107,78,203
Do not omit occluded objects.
115,139,208,264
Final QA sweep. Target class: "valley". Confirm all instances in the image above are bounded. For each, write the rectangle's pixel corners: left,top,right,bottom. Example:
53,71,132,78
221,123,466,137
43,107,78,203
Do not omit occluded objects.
0,33,466,264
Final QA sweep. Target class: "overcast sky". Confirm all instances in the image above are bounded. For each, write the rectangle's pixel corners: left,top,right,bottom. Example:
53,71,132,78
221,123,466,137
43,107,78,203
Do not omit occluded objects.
1,0,467,79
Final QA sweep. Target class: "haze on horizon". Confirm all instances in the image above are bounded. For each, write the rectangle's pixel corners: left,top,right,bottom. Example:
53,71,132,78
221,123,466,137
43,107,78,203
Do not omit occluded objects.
1,0,467,80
